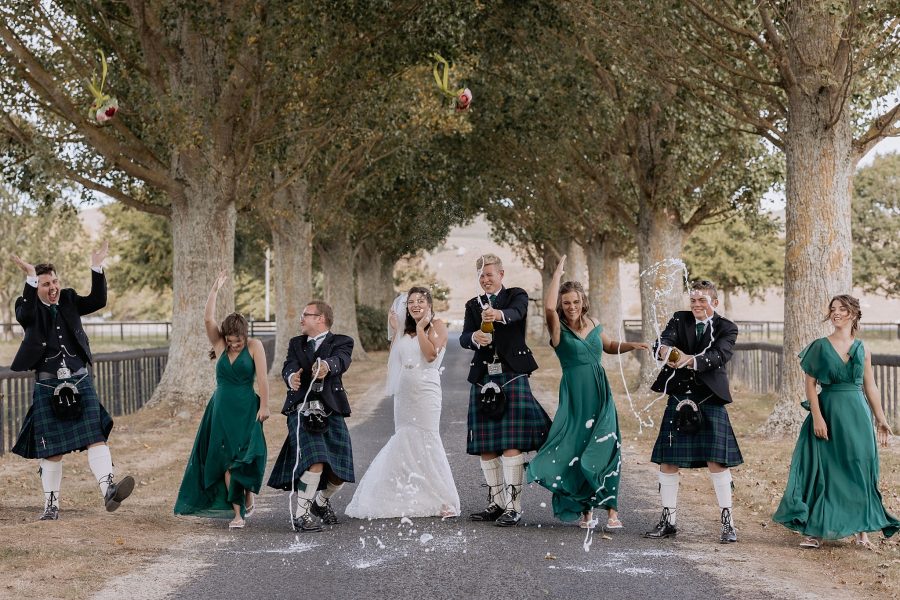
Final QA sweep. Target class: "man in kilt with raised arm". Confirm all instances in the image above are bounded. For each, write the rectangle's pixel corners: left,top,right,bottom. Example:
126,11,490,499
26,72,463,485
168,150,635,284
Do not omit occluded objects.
644,279,743,544
267,300,355,532
460,253,551,527
10,243,134,521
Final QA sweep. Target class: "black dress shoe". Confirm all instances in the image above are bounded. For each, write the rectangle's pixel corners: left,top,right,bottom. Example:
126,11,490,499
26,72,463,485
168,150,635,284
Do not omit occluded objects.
644,508,677,539
310,498,339,525
469,503,505,522
104,475,135,512
720,508,737,543
39,505,59,521
293,513,323,532
494,509,522,527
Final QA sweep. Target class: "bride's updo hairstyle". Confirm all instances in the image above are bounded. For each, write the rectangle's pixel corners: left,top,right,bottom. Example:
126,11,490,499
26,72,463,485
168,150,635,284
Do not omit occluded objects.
404,286,434,335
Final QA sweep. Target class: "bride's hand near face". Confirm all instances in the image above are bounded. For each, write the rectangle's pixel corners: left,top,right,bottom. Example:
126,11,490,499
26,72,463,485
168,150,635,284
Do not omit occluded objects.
416,306,433,331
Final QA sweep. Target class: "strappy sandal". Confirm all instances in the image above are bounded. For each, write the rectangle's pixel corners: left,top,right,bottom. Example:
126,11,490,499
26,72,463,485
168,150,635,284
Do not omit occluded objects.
854,533,874,550
579,512,597,529
244,503,255,518
606,516,624,530
229,518,246,529
799,536,820,548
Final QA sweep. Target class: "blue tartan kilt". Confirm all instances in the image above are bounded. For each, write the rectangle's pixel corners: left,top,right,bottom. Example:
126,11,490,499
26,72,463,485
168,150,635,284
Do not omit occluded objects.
467,373,551,455
267,412,355,491
651,395,743,468
12,374,113,459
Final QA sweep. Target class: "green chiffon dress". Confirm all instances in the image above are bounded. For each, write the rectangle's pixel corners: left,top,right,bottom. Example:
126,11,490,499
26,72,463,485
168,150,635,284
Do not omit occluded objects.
174,346,267,518
773,338,900,540
527,323,622,522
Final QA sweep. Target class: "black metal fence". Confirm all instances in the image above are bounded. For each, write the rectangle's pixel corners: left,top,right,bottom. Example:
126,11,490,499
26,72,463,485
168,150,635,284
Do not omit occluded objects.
0,337,275,455
0,320,279,342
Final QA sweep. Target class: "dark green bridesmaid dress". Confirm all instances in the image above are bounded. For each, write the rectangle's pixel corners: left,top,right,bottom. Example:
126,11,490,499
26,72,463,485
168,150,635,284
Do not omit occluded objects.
527,323,622,522
174,346,267,518
773,338,899,540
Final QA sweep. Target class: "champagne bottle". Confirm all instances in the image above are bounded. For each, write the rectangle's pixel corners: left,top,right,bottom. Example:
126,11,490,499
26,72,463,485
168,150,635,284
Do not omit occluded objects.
481,320,494,334
668,347,681,363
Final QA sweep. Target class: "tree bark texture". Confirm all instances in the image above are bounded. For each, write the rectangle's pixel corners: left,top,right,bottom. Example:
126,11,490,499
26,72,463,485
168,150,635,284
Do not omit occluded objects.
584,236,623,337
151,188,236,406
268,178,313,377
637,205,686,383
318,233,367,360
356,243,396,311
765,5,855,435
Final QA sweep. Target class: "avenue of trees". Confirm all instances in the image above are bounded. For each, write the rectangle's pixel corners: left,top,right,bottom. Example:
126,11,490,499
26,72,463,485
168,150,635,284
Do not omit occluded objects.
2,1,898,433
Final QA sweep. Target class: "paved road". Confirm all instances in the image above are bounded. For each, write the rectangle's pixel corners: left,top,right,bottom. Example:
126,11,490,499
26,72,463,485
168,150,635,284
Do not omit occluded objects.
171,339,768,600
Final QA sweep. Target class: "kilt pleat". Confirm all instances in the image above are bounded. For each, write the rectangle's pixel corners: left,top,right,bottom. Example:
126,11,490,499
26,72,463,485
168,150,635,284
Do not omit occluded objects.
267,412,355,490
650,395,743,468
12,375,113,459
467,373,551,455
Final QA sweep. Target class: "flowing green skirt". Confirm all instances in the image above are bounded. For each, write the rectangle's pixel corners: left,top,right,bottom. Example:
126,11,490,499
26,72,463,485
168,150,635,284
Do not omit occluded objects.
773,385,899,540
174,387,267,518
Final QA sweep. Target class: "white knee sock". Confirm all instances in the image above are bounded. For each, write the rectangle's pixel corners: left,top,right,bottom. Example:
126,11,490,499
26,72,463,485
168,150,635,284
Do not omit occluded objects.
501,454,526,512
659,472,680,525
297,471,321,514
480,457,506,508
316,480,343,506
87,445,114,496
40,459,62,507
710,470,734,523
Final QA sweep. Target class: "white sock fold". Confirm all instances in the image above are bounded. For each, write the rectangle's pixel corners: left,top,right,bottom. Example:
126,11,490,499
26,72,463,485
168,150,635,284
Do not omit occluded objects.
480,457,506,508
87,445,114,496
40,459,62,508
316,481,343,506
710,469,734,523
297,471,321,514
659,471,680,525
501,454,526,512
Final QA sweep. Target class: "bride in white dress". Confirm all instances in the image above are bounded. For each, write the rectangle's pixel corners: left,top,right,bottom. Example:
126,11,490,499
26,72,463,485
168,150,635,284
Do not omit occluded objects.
345,287,460,519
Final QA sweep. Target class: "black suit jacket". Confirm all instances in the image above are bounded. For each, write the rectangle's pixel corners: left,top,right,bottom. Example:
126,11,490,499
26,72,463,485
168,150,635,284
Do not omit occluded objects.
460,287,538,384
651,310,738,404
280,332,354,416
11,270,107,372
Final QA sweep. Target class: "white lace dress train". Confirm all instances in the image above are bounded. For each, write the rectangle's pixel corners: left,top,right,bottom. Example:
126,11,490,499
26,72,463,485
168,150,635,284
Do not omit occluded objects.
345,335,460,519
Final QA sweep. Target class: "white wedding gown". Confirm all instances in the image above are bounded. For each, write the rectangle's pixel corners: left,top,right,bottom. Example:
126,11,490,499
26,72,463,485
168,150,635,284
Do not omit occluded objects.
345,334,460,518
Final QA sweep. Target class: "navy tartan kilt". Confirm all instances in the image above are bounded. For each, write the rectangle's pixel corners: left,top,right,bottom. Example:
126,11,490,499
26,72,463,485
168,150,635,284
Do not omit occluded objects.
467,373,551,455
651,395,743,468
12,374,113,459
267,412,355,491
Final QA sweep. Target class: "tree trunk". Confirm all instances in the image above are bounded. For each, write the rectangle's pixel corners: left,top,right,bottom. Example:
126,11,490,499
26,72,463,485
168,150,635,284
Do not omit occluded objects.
268,177,313,377
722,288,733,316
151,189,236,406
318,232,367,360
637,205,686,382
356,242,395,310
567,239,588,284
585,236,623,337
764,7,855,436
0,300,14,343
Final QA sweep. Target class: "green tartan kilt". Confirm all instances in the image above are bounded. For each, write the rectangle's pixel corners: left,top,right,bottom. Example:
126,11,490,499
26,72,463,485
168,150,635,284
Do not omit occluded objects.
467,373,551,455
12,374,113,459
651,395,743,468
267,412,355,491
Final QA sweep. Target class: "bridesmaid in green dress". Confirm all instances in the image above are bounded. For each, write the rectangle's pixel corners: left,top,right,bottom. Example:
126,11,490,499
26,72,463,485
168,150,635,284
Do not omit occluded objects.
528,255,648,529
174,271,270,529
773,295,898,548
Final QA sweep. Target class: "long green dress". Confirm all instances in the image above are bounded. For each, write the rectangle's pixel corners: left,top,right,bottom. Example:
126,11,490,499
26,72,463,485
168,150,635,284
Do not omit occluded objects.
174,346,267,518
773,338,900,540
527,323,622,522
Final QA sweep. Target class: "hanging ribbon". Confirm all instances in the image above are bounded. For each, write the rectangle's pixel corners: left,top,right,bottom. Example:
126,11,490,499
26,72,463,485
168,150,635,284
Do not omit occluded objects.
430,52,472,112
87,50,118,124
